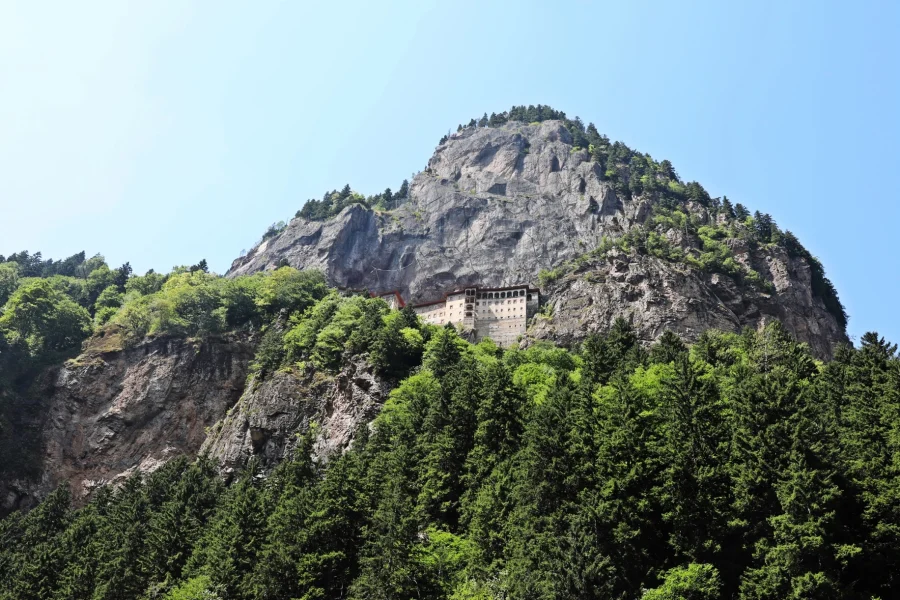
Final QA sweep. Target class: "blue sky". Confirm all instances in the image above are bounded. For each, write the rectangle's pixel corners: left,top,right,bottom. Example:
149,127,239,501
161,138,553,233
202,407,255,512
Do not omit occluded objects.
1,0,897,343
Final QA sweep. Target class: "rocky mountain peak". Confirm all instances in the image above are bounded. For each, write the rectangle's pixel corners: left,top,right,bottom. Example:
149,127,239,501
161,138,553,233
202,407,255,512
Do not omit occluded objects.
228,109,847,358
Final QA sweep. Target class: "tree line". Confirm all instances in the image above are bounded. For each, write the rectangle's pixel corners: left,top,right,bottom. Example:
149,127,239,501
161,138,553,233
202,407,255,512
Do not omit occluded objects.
295,180,410,222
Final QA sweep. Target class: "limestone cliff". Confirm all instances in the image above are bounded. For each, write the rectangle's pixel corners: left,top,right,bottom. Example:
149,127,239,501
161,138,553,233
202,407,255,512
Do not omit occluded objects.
1,333,391,511
229,120,847,358
201,355,390,477
1,334,254,511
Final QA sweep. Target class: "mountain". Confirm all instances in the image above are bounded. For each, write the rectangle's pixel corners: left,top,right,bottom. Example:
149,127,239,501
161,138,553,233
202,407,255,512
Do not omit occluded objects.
228,113,846,358
7,106,896,600
0,106,848,510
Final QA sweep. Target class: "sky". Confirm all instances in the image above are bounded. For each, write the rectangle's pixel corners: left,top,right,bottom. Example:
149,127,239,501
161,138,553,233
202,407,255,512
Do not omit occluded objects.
0,0,897,344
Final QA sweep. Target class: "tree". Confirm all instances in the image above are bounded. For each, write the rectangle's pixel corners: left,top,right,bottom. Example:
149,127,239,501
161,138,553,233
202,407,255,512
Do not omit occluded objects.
423,324,465,379
0,262,20,306
253,267,328,317
753,211,775,243
396,179,409,201
658,159,678,180
417,358,482,528
186,465,267,599
0,279,92,357
643,563,722,600
722,196,736,219
649,331,688,365
92,474,152,600
1,486,72,599
581,317,643,387
142,459,221,590
114,262,133,289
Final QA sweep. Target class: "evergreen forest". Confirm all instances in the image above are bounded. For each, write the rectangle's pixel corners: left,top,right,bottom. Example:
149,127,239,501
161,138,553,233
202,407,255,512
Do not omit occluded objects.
1,258,899,599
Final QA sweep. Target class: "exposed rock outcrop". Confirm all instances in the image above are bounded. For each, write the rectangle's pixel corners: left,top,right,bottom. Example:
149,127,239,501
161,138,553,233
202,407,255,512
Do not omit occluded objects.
529,246,844,359
1,334,255,510
229,120,847,357
2,336,393,510
202,355,391,476
1,115,849,513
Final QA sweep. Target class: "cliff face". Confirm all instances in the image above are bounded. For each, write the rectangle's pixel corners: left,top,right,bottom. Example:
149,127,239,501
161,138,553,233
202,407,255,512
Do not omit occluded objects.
228,120,846,358
229,121,617,298
1,335,391,510
1,334,255,511
202,355,390,477
529,245,843,358
2,117,848,511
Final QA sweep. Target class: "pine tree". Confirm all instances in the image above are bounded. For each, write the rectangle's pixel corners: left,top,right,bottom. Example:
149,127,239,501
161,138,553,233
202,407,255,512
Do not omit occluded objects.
722,196,736,219
592,372,666,598
2,486,71,600
185,464,268,599
253,432,320,599
92,474,152,600
52,492,108,600
142,458,221,590
417,358,482,528
657,354,732,567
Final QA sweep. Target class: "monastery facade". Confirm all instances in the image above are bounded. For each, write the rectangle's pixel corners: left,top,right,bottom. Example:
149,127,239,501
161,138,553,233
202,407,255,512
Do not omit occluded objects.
376,285,540,348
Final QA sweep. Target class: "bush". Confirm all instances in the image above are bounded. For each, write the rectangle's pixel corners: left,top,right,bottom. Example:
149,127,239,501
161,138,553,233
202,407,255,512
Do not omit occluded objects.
94,306,119,326
538,268,563,287
642,564,722,600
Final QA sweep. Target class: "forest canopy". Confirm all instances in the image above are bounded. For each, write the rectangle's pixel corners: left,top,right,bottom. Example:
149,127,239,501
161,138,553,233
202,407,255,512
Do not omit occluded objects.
1,273,898,599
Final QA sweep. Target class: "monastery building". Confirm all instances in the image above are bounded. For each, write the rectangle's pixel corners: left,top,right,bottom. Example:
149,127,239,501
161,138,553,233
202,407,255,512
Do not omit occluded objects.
375,285,539,348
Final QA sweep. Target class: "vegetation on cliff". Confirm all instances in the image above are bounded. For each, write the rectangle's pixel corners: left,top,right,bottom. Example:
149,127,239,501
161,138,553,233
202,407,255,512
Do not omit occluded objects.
0,105,861,599
1,276,898,599
294,180,410,222
0,254,327,480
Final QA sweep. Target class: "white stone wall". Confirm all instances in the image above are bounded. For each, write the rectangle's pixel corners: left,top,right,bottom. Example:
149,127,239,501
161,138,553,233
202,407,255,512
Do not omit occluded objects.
413,303,446,325
411,287,538,347
473,288,532,347
377,293,402,311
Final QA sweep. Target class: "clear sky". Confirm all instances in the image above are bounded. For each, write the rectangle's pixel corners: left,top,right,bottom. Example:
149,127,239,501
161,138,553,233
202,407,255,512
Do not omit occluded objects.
1,0,897,343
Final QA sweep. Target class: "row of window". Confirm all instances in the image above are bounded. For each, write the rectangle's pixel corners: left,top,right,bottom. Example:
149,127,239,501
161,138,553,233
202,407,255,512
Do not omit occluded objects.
476,298,524,306
476,290,529,300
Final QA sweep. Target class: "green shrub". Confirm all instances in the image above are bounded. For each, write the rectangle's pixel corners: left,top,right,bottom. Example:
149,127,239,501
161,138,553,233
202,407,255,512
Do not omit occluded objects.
108,267,328,345
642,563,721,600
538,268,563,287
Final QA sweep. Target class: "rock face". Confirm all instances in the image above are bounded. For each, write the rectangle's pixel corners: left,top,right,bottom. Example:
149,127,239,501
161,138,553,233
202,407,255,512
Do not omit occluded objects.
1,334,255,511
229,121,614,299
201,355,391,476
228,120,847,357
1,336,392,511
529,246,844,359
